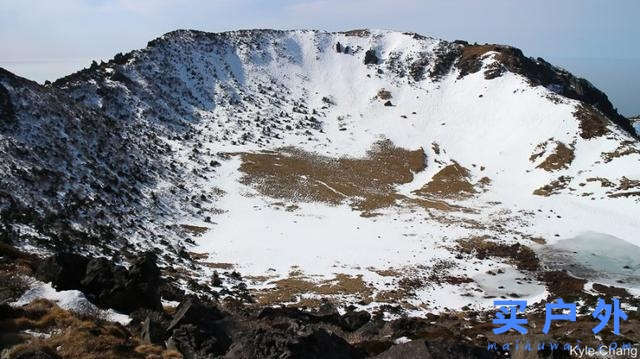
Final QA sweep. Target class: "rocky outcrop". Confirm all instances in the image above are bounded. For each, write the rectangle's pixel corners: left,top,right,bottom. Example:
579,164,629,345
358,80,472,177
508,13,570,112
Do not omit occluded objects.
35,252,162,313
374,340,498,359
364,49,379,65
453,44,636,136
0,81,14,126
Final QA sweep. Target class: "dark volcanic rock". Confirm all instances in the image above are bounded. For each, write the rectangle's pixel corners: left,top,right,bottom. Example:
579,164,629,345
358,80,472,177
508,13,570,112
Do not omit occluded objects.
341,310,371,331
454,44,636,136
0,81,14,126
168,323,231,359
80,257,127,301
103,252,162,313
225,327,363,359
166,298,230,358
35,253,89,291
140,313,168,344
36,252,162,314
374,340,498,359
364,49,379,65
168,297,225,331
258,306,342,328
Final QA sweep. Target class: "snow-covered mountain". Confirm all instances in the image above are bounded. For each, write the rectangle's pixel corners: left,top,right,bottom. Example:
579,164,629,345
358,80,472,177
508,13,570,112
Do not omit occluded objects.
2,29,639,314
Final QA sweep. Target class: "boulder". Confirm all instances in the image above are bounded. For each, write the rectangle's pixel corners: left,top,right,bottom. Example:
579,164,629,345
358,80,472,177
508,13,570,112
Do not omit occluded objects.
341,310,371,331
35,253,89,291
374,340,498,359
225,328,363,359
364,50,379,65
80,257,126,304
140,312,168,345
168,323,231,359
103,252,162,313
167,297,225,331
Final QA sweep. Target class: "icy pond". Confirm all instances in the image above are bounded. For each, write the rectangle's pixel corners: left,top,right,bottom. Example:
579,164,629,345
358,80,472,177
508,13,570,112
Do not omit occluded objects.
539,232,640,288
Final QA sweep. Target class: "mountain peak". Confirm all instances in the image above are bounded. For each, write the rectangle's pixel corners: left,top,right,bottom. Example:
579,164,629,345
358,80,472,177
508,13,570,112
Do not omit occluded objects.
2,28,640,321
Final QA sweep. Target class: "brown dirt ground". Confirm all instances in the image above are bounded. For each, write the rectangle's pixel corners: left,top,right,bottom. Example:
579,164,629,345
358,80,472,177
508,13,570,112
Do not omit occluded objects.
235,140,431,215
534,142,575,171
254,273,375,306
533,176,572,196
574,105,609,139
412,162,478,199
456,236,539,272
602,141,640,163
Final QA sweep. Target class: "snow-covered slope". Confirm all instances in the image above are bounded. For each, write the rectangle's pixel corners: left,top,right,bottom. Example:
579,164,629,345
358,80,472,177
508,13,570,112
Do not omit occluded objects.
2,29,639,314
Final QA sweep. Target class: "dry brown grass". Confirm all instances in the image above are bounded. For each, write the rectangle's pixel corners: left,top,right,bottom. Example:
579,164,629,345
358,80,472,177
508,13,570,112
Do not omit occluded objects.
456,236,539,271
413,162,477,199
376,89,392,100
574,105,609,139
180,224,209,236
2,299,178,359
601,141,640,163
586,177,615,188
535,142,575,171
618,177,640,191
254,273,375,306
532,176,572,196
200,262,234,270
236,139,426,214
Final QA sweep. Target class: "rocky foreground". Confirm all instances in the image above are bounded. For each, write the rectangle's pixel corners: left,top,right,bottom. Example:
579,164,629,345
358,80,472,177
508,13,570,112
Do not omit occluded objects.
2,243,639,358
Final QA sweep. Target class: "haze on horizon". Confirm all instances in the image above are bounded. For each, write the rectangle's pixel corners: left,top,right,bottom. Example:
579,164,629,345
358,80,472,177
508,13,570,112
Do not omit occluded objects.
1,0,638,116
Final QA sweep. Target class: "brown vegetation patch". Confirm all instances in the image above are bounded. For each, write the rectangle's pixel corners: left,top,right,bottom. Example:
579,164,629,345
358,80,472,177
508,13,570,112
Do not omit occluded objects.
376,89,392,100
533,176,572,196
592,283,631,299
608,191,640,198
535,142,575,171
602,141,640,163
341,29,371,37
618,177,640,191
586,177,615,188
368,267,403,277
255,274,375,306
405,197,469,213
574,105,609,139
456,236,539,271
187,252,209,260
201,262,234,270
413,162,476,199
539,271,586,301
456,45,504,78
237,139,426,213
1,299,175,359
180,224,209,236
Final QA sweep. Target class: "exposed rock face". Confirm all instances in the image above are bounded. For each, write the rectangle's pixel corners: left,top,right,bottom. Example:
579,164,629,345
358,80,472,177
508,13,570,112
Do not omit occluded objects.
0,80,14,125
35,252,162,313
364,49,379,65
374,340,498,359
452,44,635,136
35,253,90,291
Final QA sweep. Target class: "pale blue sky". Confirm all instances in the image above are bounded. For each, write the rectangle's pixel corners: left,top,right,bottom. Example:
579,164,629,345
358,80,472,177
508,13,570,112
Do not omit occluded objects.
1,0,638,115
